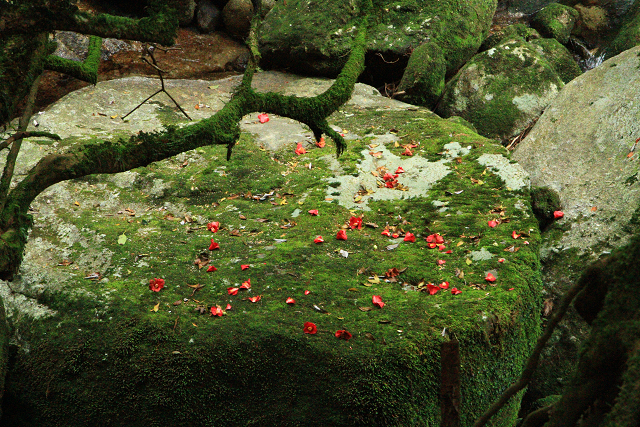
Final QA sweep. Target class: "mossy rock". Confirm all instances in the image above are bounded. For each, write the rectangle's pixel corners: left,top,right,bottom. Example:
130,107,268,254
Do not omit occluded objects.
606,1,640,59
0,75,541,426
479,23,541,52
396,43,446,109
437,37,564,141
529,38,581,83
257,0,497,83
531,3,579,45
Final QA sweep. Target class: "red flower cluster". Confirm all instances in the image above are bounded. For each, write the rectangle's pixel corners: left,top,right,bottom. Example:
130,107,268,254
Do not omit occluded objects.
425,233,445,249
383,172,400,189
149,278,165,292
404,233,416,243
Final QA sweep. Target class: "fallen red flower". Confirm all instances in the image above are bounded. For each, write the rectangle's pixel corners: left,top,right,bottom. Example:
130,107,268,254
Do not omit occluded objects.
308,209,319,216
314,235,324,244
248,295,261,303
401,147,413,156
316,137,326,148
336,229,348,240
444,250,453,254
295,142,307,155
451,288,462,295
349,216,363,230
436,260,446,266
241,264,250,270
385,181,395,188
207,265,217,272
485,272,497,282
554,210,564,219
426,283,440,295
209,239,220,250
381,229,391,237
512,230,521,239
226,304,232,310
240,279,251,290
258,113,269,123
211,306,223,316
207,221,220,233
404,233,416,242
286,297,295,304
498,258,505,263
227,287,239,295
395,166,405,174
303,322,317,334
372,295,385,308
488,220,498,228
335,329,352,340
438,244,446,251
304,290,311,295
439,281,450,290
149,278,165,292
383,172,395,182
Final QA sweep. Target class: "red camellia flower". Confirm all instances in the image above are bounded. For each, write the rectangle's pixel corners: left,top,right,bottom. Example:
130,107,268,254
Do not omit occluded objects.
383,172,395,182
304,290,311,295
226,304,232,310
316,137,326,148
241,264,250,270
295,142,307,155
395,166,405,174
209,239,220,250
211,306,223,316
207,265,217,272
336,229,348,240
308,209,319,216
554,210,564,219
286,297,295,304
349,216,363,230
335,330,352,340
451,288,462,295
488,220,498,228
248,295,261,303
512,230,521,239
426,283,440,295
240,279,251,290
402,147,413,156
227,287,239,295
439,281,450,290
438,244,446,251
385,180,395,188
303,322,317,334
485,272,497,282
314,235,324,244
436,260,446,266
498,258,505,263
372,295,385,308
404,233,416,242
258,113,269,123
149,278,165,292
207,221,220,233
381,229,391,237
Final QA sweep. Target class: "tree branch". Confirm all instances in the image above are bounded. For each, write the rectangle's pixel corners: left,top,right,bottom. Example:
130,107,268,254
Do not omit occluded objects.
473,270,590,427
43,36,102,84
0,131,60,152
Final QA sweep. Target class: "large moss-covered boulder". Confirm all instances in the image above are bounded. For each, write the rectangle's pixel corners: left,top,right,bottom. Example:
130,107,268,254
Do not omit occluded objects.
531,3,579,44
258,0,497,88
437,36,566,141
0,72,540,426
396,43,446,109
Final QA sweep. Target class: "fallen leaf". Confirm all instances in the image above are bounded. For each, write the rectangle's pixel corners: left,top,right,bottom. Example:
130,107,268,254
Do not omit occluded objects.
339,249,349,258
118,233,127,245
368,275,380,284
591,206,597,212
239,214,247,220
152,303,160,312
466,258,472,265
358,306,374,312
386,243,399,251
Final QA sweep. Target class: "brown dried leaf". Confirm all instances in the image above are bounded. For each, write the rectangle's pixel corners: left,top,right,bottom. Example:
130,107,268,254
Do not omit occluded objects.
358,306,374,312
543,298,553,317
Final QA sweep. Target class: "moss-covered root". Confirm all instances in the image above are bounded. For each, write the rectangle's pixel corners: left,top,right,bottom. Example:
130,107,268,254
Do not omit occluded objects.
543,232,640,427
43,36,102,85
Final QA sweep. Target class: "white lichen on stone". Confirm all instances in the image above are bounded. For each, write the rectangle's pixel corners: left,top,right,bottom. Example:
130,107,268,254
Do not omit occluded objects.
476,153,529,190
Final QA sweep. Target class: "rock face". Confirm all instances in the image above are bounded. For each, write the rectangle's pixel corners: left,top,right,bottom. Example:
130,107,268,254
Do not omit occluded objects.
437,36,567,140
0,72,541,425
258,0,497,86
512,46,640,403
531,2,578,44
196,0,222,33
222,0,254,40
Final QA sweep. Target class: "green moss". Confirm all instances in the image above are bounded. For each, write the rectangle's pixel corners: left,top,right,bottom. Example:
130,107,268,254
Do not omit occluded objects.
3,106,541,425
397,43,446,109
531,3,579,44
530,38,582,83
44,36,102,85
607,1,640,58
530,186,561,230
480,24,541,51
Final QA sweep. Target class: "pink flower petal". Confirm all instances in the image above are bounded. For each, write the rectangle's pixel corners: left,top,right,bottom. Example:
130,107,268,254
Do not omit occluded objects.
207,265,217,272
308,209,319,216
372,295,385,308
227,287,239,295
485,272,497,282
512,230,521,239
554,210,564,219
436,260,446,266
240,279,251,290
439,281,449,290
451,288,462,295
226,304,232,310
207,221,220,233
286,297,295,304
241,264,250,270
211,306,223,316
258,113,269,123
395,166,405,174
209,239,220,250
488,220,498,228
304,290,311,295
426,283,439,295
248,295,261,303
381,229,392,237
403,232,416,242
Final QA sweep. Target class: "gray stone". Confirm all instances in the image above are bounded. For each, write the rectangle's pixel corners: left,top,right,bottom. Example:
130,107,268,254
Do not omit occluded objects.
197,0,222,33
